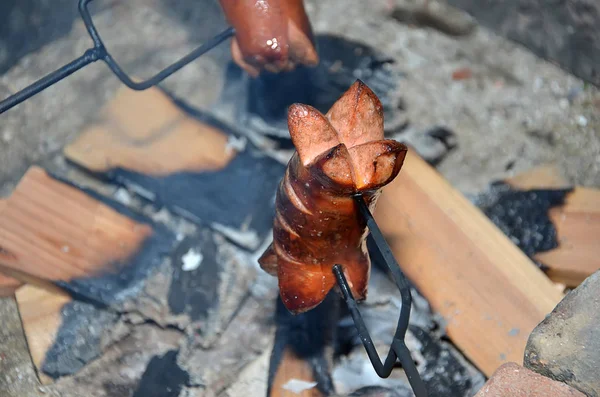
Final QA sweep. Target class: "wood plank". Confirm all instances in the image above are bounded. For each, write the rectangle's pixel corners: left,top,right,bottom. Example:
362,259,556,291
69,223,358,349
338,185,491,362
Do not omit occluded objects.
0,198,24,296
535,188,600,287
62,86,284,251
270,348,323,397
15,284,72,385
64,86,236,176
0,166,159,295
374,148,564,376
505,166,600,287
505,164,570,190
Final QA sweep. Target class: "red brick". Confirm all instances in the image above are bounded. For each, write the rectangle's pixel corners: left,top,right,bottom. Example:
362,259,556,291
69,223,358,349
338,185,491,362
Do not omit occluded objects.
475,362,585,397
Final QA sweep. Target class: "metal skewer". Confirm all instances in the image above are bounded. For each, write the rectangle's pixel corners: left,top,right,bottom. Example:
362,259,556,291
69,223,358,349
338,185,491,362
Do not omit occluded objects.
0,0,235,115
332,194,428,397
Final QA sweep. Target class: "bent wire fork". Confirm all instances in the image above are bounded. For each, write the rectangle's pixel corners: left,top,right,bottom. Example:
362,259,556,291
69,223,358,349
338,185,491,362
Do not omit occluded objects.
332,194,428,397
0,0,235,115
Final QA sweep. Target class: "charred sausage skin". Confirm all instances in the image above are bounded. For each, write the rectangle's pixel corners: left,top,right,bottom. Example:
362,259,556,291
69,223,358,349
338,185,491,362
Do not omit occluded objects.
259,80,408,314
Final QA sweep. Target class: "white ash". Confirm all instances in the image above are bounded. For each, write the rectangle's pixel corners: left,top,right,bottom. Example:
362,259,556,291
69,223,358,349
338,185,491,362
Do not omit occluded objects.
181,248,203,271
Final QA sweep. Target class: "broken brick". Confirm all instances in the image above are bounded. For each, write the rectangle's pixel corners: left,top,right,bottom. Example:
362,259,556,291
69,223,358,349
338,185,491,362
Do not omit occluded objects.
474,362,585,397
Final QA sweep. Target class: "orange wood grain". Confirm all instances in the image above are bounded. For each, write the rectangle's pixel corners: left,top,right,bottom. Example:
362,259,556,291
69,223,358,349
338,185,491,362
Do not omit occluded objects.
506,164,570,190
505,166,600,287
0,166,153,285
535,188,600,287
64,87,236,176
0,198,24,296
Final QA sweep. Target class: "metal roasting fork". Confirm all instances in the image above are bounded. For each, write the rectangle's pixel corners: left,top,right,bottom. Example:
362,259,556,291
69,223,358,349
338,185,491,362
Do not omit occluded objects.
0,0,234,115
331,195,428,397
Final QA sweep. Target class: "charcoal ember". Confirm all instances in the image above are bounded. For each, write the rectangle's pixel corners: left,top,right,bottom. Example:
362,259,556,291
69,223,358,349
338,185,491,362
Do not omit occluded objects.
215,34,406,140
409,326,485,396
524,270,600,397
41,301,120,379
51,324,182,397
131,350,190,397
473,182,572,265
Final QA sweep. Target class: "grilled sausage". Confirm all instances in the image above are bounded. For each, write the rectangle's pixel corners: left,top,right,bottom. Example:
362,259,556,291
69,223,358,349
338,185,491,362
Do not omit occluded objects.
259,80,408,314
218,0,318,76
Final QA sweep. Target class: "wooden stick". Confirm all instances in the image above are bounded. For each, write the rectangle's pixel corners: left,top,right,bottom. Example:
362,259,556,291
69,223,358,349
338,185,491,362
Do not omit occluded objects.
535,187,600,287
505,165,600,287
374,149,564,376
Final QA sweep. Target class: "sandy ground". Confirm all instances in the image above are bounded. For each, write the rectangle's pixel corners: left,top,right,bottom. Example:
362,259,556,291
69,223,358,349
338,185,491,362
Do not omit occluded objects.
0,0,598,396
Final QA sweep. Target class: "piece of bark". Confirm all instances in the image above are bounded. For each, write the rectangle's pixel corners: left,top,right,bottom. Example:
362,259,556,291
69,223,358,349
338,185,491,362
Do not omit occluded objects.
373,148,564,376
0,166,174,304
535,187,600,287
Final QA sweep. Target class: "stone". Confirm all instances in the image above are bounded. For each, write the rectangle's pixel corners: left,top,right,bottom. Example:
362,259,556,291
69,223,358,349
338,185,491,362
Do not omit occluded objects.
524,270,600,397
447,0,600,87
475,362,585,397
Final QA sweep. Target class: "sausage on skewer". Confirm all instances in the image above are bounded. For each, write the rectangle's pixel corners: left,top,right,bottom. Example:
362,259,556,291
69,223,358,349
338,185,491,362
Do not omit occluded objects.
259,80,408,314
218,0,319,77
